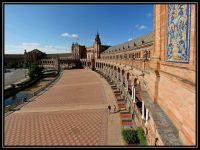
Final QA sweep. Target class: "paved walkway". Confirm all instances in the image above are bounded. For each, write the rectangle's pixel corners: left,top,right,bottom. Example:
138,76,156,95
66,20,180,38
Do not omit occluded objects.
96,72,125,145
4,69,124,146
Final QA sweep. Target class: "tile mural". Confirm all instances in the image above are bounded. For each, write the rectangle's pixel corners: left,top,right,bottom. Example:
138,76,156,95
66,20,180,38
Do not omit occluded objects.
166,4,191,63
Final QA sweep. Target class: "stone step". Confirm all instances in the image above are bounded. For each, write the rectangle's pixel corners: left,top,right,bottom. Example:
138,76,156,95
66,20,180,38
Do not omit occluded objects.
122,120,134,126
120,113,132,119
117,101,125,105
113,90,121,94
118,103,126,109
115,94,121,98
120,109,130,113
117,98,124,102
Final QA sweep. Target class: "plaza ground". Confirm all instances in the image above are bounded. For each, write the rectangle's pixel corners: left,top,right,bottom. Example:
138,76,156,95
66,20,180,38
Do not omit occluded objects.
4,69,124,146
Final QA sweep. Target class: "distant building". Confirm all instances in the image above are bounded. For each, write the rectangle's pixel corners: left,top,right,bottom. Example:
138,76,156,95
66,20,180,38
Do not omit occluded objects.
71,42,86,59
86,32,110,60
24,49,47,65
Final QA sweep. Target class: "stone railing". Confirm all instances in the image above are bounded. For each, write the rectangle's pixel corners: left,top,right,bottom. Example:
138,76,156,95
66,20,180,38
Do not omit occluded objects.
4,71,63,114
97,68,182,146
96,59,152,71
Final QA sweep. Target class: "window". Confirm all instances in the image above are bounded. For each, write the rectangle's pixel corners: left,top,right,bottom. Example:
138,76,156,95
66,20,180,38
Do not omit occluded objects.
132,53,135,59
124,54,127,59
142,40,144,44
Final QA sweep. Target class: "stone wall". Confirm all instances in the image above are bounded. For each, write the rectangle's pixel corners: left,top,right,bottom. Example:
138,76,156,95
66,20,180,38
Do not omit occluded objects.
153,4,196,145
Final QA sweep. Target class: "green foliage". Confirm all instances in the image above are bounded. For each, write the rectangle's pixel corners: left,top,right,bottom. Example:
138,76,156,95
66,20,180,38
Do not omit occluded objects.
136,127,147,146
11,84,16,89
122,127,147,145
122,128,139,144
23,63,28,69
7,62,17,68
28,63,43,79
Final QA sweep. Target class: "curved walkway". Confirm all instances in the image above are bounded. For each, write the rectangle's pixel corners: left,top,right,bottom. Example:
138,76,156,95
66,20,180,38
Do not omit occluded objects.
4,69,124,146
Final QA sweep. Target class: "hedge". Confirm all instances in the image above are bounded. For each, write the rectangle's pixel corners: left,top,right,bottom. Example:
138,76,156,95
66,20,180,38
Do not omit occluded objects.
122,128,139,144
136,127,147,146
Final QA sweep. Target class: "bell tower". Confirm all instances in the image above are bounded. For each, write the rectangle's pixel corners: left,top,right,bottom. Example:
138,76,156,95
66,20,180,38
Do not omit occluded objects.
94,32,101,59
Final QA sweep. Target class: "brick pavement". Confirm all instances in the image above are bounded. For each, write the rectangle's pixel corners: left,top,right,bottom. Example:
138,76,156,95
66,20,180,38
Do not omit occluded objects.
5,109,107,146
4,69,124,146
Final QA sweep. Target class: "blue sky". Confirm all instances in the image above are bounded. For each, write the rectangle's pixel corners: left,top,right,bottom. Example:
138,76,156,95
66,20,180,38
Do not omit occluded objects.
4,4,153,54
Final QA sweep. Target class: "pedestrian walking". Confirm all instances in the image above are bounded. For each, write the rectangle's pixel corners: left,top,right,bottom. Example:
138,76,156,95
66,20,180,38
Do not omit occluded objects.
113,105,116,113
108,105,111,114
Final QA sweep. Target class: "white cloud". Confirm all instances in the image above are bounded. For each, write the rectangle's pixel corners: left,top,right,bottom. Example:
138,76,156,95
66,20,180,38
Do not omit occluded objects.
5,43,70,54
128,38,132,41
61,33,70,37
61,32,79,40
22,42,40,46
145,13,152,17
71,34,79,39
135,24,147,30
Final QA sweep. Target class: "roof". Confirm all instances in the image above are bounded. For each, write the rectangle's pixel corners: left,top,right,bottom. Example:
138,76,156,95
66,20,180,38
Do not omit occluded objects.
4,54,25,59
27,49,45,54
46,53,72,58
102,32,153,54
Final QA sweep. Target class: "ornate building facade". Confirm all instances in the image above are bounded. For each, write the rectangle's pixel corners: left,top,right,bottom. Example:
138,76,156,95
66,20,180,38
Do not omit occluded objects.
71,42,86,60
4,3,196,146
86,32,110,60
24,49,47,65
80,4,196,146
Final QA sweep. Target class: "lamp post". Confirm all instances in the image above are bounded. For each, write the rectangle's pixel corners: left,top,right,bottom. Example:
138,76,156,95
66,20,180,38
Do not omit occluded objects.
143,49,148,71
139,50,148,77
132,54,135,69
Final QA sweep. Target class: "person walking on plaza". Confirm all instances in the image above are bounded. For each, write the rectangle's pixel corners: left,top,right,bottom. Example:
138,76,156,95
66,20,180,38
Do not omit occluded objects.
108,105,111,114
113,105,116,113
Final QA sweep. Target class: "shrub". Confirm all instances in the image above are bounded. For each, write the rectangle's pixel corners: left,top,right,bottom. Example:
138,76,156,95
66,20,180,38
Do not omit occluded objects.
11,84,16,89
122,128,139,144
28,63,44,79
136,127,147,146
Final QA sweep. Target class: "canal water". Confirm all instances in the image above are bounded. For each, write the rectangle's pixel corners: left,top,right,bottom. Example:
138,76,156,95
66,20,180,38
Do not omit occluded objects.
4,91,32,107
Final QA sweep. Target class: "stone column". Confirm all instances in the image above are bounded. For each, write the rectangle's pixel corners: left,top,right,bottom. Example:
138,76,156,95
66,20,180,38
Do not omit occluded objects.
126,80,128,91
121,74,123,84
117,72,119,80
145,108,149,126
132,85,136,103
142,101,145,119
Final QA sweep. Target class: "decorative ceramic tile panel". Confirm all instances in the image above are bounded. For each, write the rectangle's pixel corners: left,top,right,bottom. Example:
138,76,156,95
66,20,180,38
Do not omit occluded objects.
166,4,191,63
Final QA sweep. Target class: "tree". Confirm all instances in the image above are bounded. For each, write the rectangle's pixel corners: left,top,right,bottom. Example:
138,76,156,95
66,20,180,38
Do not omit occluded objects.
28,63,43,79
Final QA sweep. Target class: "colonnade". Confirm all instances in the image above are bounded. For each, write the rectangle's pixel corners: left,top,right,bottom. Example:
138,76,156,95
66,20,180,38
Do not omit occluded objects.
80,59,150,127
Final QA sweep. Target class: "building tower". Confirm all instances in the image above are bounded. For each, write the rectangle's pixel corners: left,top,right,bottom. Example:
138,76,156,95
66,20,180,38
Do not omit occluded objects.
94,32,101,59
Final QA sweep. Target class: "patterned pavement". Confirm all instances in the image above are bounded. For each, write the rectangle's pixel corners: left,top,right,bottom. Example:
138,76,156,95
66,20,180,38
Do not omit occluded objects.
5,109,107,146
4,69,109,146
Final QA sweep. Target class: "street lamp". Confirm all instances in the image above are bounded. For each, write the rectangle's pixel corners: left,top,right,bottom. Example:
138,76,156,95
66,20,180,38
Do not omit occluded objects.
131,54,135,69
139,49,148,77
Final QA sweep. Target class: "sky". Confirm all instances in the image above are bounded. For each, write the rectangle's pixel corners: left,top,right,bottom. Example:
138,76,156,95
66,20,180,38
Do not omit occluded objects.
4,4,154,54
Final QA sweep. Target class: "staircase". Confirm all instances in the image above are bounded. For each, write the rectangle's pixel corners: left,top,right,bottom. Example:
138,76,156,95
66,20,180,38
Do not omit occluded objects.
101,73,135,129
